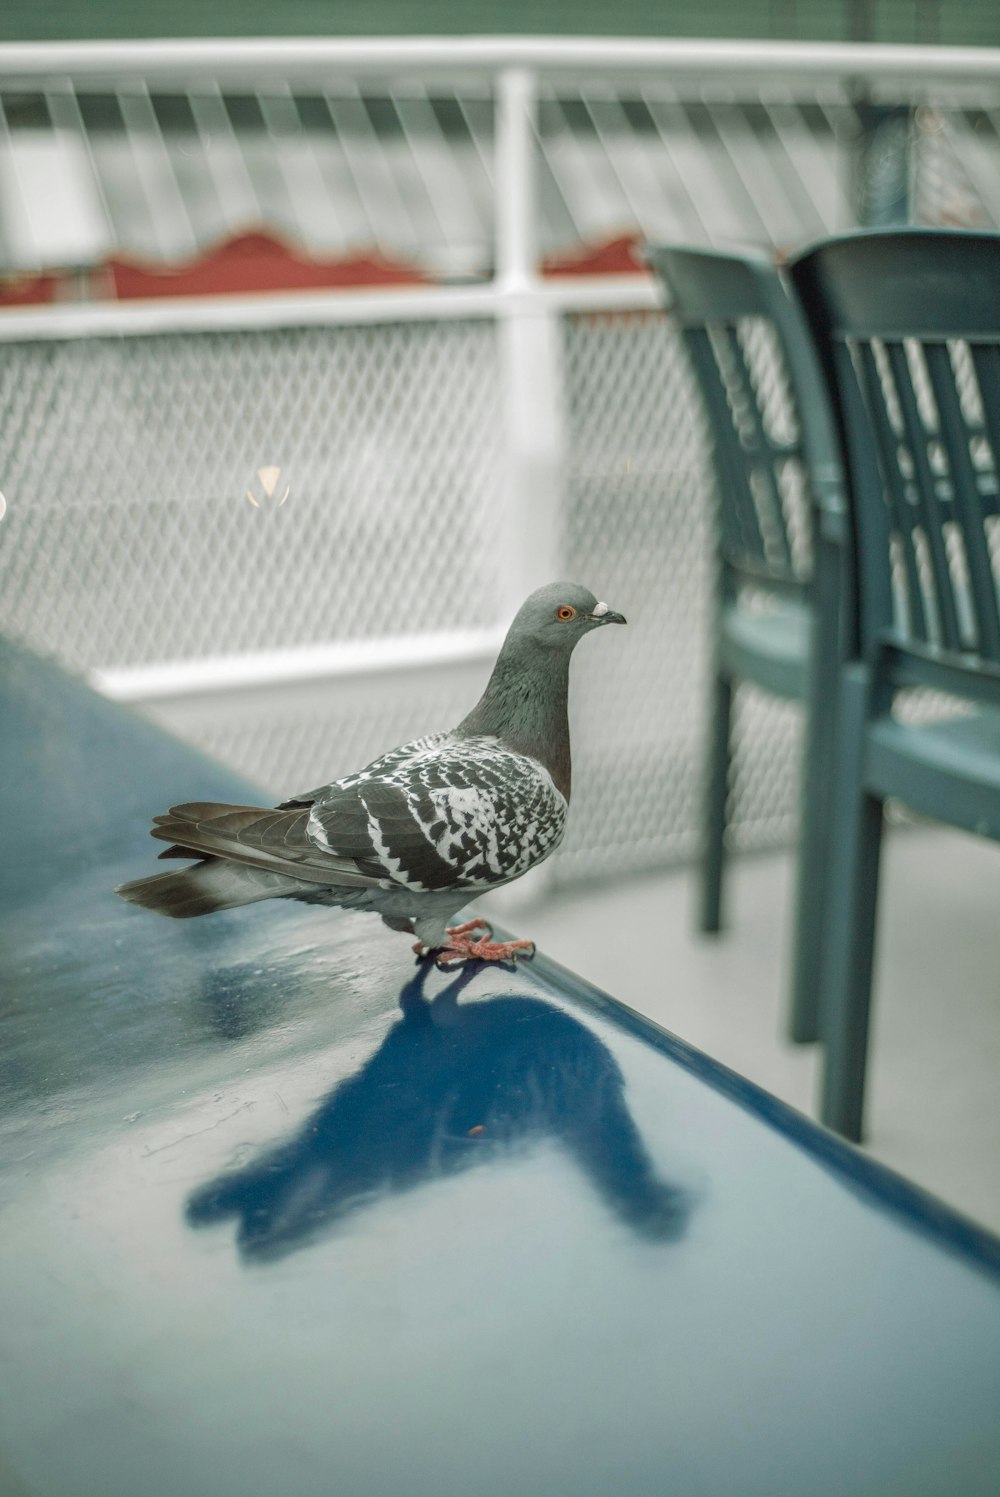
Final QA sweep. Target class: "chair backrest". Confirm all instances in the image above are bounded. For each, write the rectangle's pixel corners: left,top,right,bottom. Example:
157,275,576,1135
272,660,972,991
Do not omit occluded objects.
647,244,845,600
788,230,1000,692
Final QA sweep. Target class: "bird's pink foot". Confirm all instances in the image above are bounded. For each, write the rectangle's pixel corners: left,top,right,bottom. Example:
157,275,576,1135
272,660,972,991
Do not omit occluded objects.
435,931,536,966
446,917,494,941
411,917,493,957
412,919,534,964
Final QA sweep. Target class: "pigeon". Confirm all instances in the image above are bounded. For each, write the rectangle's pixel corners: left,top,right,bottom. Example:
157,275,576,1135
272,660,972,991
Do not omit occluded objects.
116,582,626,963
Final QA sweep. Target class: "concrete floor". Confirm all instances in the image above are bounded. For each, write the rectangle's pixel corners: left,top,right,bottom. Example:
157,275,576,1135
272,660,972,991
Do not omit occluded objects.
519,826,1000,1237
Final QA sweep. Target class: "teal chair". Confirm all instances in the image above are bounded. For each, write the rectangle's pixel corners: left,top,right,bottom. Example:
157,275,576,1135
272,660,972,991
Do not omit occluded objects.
647,245,848,1042
788,229,1000,1141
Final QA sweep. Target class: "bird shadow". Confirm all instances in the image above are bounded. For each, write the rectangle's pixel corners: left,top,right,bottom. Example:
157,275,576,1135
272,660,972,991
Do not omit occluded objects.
185,960,692,1263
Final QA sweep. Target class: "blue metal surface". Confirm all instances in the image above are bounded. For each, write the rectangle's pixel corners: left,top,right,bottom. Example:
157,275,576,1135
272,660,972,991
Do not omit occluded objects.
2,637,1000,1497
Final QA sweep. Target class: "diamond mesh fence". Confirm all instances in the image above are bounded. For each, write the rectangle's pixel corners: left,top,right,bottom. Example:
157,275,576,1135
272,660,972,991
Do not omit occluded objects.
558,309,803,883
4,49,1000,907
14,54,1000,889
0,304,807,888
0,320,503,667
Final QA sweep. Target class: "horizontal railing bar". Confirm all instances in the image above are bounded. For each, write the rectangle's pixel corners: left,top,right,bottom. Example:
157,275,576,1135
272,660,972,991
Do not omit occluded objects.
1,37,1000,87
91,627,506,704
0,272,663,340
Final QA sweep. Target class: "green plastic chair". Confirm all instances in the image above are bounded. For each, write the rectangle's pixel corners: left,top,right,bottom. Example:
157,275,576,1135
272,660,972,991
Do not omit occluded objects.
647,245,848,1041
788,228,1000,1141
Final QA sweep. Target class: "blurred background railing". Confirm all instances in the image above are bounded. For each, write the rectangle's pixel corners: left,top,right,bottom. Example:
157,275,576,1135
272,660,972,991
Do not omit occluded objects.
2,37,1000,888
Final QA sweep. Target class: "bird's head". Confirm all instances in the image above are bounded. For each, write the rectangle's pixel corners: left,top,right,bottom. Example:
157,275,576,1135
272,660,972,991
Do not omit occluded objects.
507,582,627,652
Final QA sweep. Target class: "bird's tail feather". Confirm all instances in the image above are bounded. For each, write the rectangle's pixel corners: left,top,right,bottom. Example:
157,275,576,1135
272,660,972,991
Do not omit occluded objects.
115,859,306,919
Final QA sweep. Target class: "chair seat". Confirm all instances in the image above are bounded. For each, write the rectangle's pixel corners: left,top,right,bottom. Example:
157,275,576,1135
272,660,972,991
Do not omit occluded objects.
719,600,810,701
866,707,1000,840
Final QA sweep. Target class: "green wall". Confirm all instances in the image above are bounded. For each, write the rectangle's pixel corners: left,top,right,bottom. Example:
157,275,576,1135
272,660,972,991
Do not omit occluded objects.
2,1,998,46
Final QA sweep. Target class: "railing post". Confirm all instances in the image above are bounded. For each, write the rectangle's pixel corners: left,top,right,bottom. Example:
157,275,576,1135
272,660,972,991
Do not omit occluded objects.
493,66,565,619
489,66,565,910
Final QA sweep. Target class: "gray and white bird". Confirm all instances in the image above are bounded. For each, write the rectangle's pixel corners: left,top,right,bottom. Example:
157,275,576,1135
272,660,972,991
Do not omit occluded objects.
116,582,626,963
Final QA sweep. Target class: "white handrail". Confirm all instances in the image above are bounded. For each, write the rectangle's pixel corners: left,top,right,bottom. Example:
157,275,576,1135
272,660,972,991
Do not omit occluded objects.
0,274,662,341
92,628,505,703
0,36,999,84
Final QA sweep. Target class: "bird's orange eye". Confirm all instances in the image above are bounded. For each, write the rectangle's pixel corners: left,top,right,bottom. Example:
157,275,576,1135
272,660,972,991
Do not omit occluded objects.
556,605,577,621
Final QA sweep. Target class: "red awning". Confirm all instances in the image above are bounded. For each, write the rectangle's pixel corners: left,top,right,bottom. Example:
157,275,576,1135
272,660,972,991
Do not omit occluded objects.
0,272,61,307
107,230,429,299
0,229,431,307
542,233,650,277
0,230,654,308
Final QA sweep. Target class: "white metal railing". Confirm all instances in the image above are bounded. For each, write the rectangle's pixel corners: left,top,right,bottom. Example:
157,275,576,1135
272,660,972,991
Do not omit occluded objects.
0,41,997,661
3,36,1000,299
0,274,660,341
2,38,1000,881
3,35,1000,82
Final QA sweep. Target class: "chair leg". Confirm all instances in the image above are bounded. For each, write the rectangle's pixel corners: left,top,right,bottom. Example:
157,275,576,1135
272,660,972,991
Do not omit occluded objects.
699,672,732,934
787,712,831,1043
788,527,844,1044
819,667,884,1142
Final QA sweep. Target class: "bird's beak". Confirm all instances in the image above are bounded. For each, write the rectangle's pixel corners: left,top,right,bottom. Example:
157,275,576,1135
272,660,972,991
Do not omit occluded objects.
590,602,627,625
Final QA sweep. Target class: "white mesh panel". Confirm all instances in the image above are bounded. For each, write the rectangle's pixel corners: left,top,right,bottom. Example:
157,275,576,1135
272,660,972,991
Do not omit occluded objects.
556,310,800,884
0,309,804,887
0,320,503,667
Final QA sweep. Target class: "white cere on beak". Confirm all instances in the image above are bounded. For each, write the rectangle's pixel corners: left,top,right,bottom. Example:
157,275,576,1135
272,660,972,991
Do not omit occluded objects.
592,601,609,618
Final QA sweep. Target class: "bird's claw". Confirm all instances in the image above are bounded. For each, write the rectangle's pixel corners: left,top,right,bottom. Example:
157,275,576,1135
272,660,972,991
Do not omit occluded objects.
435,935,536,967
412,919,534,966
445,917,494,942
413,910,535,970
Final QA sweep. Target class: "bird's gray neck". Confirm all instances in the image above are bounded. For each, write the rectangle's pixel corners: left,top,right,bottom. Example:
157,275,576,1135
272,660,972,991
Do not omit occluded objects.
456,638,572,800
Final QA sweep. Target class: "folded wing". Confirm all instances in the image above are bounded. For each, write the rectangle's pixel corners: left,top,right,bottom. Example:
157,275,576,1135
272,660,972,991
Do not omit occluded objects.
308,738,568,893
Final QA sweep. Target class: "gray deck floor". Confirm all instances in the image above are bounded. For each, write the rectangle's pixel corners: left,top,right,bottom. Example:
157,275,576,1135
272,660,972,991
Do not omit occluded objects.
520,826,1000,1237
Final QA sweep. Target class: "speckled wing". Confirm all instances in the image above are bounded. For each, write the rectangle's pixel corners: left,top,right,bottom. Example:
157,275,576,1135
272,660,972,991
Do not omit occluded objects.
279,733,451,807
303,734,568,894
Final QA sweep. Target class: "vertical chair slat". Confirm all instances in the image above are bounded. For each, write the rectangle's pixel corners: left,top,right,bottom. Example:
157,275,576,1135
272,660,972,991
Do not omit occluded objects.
883,340,964,653
832,339,902,645
968,344,1000,521
717,325,796,574
684,326,767,569
856,340,928,643
923,341,1000,662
